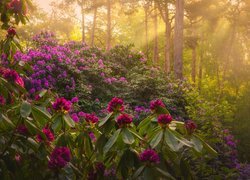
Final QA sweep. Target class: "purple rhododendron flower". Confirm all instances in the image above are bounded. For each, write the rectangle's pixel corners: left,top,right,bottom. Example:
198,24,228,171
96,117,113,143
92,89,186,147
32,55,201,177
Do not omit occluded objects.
139,149,160,164
157,114,172,125
107,97,124,112
71,113,80,123
52,97,71,113
37,127,54,143
116,114,133,127
150,99,165,111
0,95,6,105
16,124,29,136
48,147,71,169
71,97,79,103
185,120,197,134
85,113,99,124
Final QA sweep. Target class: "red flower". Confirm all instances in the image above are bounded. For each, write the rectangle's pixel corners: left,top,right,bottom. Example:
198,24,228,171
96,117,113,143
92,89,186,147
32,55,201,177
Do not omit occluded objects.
7,27,16,37
85,113,99,124
37,127,54,144
150,99,165,111
107,97,124,112
2,69,24,87
52,97,71,113
16,124,29,136
0,95,6,105
157,114,172,126
185,120,197,134
7,0,26,14
116,114,133,127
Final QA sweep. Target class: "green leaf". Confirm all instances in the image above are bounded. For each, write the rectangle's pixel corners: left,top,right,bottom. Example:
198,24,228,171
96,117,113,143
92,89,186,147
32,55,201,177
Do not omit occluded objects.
103,129,121,154
155,167,175,180
122,128,135,144
133,166,145,179
63,114,75,128
191,136,203,152
128,128,144,141
164,129,180,151
0,114,15,128
24,120,41,135
150,130,163,148
156,106,170,114
99,112,113,127
194,134,217,156
52,115,62,133
20,101,31,118
32,106,51,120
138,115,154,129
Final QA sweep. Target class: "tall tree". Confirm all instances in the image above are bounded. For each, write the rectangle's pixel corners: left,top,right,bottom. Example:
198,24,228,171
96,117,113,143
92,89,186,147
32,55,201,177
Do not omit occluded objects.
153,1,159,64
173,0,184,79
90,0,98,46
106,0,112,50
156,0,173,73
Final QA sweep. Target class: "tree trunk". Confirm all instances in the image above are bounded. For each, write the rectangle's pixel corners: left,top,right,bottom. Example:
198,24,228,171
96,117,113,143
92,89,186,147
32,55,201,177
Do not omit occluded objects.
153,2,159,64
91,2,97,46
164,4,171,73
80,1,85,42
191,47,196,83
144,3,149,59
106,0,112,50
173,0,184,79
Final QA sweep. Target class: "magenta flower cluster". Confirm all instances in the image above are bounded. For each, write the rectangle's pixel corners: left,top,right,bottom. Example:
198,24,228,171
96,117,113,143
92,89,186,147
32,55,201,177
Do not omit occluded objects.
0,68,24,87
52,97,72,113
37,127,54,144
185,120,197,134
0,95,6,105
85,113,99,124
157,114,173,125
150,99,165,111
116,114,133,127
139,149,160,164
48,147,71,169
107,97,124,112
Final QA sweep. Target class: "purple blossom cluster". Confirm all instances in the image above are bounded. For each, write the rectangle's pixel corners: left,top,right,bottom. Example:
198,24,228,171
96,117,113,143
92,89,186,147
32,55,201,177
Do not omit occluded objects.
107,97,124,113
48,147,71,169
0,95,6,105
222,129,240,169
157,114,173,126
37,127,54,144
52,97,72,113
0,67,24,87
139,149,160,164
116,114,133,127
150,99,165,112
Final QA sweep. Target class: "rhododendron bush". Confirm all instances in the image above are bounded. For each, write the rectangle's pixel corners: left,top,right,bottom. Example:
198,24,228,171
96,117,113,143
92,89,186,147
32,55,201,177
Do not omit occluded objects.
1,2,248,178
0,74,217,179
